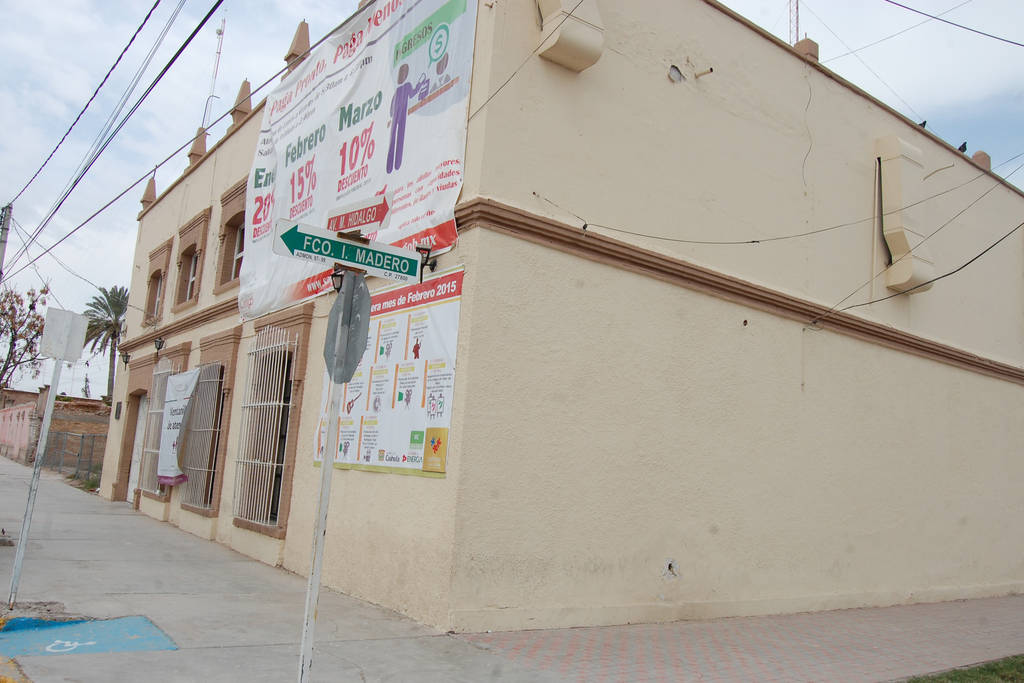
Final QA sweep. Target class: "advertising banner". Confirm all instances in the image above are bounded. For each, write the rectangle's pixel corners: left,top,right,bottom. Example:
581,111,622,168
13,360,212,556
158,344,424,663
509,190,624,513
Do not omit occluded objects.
240,0,478,320
157,368,201,486
316,267,463,476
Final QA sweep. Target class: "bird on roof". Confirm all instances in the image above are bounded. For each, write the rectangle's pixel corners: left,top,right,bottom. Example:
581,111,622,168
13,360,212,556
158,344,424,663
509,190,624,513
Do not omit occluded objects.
958,142,968,153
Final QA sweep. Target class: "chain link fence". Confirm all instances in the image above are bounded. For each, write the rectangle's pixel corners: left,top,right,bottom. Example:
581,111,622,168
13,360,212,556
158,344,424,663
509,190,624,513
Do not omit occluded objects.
40,431,105,488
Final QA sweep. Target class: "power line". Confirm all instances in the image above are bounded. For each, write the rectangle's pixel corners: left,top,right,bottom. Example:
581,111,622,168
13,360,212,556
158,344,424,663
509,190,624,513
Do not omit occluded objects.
535,150,1024,246
809,159,1024,325
882,0,1024,49
840,218,1024,311
6,0,224,278
2,5,359,286
823,0,972,63
7,0,162,206
45,0,186,242
11,218,149,315
8,220,66,309
802,0,924,121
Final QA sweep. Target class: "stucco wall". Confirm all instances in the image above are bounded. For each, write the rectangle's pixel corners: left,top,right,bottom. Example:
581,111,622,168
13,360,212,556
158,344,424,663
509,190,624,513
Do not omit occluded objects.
445,227,1024,631
463,0,1024,367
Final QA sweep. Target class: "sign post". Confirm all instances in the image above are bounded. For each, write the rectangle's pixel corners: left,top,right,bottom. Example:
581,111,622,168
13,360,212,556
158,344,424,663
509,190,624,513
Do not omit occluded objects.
298,271,370,683
8,308,87,608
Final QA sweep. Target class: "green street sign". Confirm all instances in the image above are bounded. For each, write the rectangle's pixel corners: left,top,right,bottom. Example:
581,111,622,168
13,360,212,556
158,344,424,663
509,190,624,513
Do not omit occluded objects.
273,219,420,283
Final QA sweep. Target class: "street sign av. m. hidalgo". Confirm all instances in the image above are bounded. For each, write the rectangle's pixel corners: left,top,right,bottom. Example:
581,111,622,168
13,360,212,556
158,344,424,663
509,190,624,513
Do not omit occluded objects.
273,219,420,283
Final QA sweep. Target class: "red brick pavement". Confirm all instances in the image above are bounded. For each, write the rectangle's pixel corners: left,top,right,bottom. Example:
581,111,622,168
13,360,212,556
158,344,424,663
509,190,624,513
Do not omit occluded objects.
461,595,1024,682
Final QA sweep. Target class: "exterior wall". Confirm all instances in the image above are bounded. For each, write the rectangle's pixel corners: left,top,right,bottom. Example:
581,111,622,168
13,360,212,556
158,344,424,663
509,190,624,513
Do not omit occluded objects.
464,0,1024,367
445,226,1024,631
0,404,35,462
96,0,1024,635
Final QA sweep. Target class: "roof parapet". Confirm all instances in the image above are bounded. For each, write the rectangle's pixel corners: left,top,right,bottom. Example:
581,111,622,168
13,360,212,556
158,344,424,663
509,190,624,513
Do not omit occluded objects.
188,127,208,168
284,21,310,77
229,79,252,133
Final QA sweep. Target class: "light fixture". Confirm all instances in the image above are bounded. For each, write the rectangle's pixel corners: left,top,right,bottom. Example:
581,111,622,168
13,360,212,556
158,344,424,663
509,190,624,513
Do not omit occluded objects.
120,351,131,368
415,246,437,283
331,267,345,292
154,337,165,352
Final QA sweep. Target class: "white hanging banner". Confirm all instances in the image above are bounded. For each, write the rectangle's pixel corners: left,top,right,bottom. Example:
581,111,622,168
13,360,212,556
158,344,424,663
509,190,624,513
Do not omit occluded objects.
240,0,478,320
157,368,200,486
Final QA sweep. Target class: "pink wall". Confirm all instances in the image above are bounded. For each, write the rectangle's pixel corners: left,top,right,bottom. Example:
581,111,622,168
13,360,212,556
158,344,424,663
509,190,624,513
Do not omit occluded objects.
0,403,35,461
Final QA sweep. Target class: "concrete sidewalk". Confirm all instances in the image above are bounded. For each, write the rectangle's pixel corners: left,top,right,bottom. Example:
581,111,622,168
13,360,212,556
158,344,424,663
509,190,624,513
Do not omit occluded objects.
2,456,1022,682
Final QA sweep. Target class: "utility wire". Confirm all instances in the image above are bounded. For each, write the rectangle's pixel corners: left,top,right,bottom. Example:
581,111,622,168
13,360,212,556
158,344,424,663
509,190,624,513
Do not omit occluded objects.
840,218,1024,311
468,0,586,121
803,0,924,122
49,0,186,235
536,150,1024,246
12,218,149,315
882,0,1024,48
810,159,1024,325
3,5,361,286
6,0,224,278
823,0,971,63
7,0,162,205
8,220,66,309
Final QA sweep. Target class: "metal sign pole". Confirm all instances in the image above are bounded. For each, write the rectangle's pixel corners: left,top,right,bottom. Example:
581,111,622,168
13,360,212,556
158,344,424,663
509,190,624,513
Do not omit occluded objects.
298,274,354,683
8,359,63,608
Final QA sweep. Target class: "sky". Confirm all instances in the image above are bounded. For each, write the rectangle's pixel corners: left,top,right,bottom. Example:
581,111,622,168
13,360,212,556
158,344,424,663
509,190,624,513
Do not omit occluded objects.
0,0,1021,396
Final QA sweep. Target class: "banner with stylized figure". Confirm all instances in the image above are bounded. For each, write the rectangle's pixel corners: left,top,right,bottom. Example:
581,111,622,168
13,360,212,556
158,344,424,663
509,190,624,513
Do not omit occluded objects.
241,0,477,320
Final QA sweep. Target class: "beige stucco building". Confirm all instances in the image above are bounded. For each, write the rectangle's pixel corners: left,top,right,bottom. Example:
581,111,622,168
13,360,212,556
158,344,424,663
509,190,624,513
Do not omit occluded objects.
100,0,1024,633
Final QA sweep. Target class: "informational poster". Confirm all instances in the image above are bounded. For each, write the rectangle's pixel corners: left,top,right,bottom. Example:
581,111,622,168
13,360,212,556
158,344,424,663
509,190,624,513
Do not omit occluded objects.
240,0,478,320
157,368,200,486
316,267,463,476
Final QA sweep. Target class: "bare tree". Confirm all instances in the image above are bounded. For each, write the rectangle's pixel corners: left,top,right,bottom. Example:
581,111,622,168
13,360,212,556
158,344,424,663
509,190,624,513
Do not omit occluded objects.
0,286,48,388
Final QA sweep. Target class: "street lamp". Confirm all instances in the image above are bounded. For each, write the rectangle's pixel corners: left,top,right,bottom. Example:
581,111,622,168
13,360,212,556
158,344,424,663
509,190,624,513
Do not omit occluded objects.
154,337,165,352
331,267,344,293
120,351,131,369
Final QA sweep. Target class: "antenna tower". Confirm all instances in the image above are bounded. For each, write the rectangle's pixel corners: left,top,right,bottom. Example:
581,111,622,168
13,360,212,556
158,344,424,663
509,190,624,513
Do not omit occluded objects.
789,0,800,45
201,17,226,129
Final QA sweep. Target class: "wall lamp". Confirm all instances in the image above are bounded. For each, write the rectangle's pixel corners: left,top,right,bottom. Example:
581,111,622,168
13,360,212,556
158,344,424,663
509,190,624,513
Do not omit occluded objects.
120,351,131,369
154,337,165,352
415,246,437,283
331,267,345,293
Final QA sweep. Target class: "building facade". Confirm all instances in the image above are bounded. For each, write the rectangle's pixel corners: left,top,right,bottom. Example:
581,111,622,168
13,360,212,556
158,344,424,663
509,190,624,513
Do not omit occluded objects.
100,0,1024,632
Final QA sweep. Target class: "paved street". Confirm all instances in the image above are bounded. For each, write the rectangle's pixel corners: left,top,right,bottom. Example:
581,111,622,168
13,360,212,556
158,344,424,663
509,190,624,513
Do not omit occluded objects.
2,455,1022,682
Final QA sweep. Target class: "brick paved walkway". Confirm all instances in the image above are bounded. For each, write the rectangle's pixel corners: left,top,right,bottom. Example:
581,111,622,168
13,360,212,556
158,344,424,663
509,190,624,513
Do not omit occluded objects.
461,595,1024,682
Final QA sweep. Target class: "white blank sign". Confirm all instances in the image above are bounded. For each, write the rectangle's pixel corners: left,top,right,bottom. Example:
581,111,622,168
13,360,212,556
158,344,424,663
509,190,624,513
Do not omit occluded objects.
40,308,87,362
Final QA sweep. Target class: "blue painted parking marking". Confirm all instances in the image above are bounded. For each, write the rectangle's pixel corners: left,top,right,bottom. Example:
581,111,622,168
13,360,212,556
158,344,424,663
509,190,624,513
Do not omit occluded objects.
0,616,177,656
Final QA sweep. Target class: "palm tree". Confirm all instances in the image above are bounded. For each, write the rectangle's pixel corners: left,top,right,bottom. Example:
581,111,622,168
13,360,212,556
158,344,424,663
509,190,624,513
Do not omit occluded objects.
83,285,128,400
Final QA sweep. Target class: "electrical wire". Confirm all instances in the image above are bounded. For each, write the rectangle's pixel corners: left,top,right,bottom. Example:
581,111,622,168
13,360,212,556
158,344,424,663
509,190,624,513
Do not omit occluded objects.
536,150,1024,246
8,220,66,309
809,159,1024,325
2,5,365,286
802,0,924,122
6,0,162,206
839,218,1024,311
49,0,187,233
6,0,224,278
823,0,972,63
882,0,1024,49
468,0,586,122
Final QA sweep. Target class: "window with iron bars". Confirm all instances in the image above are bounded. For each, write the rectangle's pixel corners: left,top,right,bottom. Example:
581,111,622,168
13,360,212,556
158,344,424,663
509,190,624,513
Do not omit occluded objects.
232,326,297,527
139,358,176,495
179,363,226,509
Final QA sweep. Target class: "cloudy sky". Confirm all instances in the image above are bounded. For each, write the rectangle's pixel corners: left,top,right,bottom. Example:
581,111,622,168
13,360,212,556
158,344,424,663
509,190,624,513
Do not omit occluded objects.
0,0,1021,396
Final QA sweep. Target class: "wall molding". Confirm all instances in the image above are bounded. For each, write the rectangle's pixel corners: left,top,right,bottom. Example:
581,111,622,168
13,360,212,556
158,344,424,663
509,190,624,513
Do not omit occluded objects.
122,297,239,354
454,198,1024,386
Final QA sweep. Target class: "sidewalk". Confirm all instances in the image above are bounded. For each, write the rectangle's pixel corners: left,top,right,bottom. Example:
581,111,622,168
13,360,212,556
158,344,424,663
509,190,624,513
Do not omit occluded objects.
2,455,1022,682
